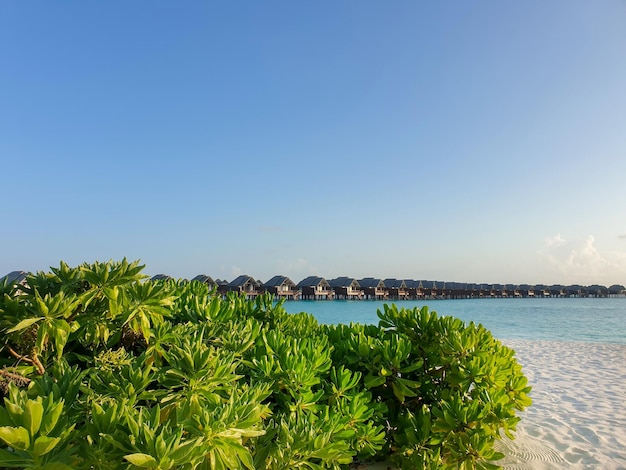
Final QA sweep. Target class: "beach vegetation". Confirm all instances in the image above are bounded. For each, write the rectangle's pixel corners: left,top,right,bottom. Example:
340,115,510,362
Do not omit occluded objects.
0,259,531,469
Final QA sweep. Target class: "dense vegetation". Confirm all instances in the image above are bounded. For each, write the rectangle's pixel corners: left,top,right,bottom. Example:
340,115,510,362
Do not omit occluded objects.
0,260,531,469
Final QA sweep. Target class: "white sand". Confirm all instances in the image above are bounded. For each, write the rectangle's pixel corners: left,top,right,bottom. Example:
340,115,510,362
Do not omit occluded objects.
361,340,626,470
495,340,626,470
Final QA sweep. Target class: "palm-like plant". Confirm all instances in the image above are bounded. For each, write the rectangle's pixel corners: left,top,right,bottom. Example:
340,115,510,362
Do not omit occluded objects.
3,290,80,373
119,281,176,345
0,385,77,469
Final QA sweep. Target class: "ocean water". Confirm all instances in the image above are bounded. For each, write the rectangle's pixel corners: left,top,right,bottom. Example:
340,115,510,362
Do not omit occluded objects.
281,297,626,344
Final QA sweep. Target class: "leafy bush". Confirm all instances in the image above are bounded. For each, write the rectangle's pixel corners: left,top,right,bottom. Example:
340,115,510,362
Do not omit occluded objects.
0,260,531,469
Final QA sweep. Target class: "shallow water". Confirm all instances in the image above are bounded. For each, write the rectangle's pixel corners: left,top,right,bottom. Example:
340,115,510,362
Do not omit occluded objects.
282,297,626,344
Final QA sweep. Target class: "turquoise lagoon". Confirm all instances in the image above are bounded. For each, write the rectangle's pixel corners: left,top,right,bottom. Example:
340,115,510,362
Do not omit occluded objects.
282,297,626,344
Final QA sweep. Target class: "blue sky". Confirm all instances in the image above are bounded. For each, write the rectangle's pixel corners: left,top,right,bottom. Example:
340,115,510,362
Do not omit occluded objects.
2,1,625,286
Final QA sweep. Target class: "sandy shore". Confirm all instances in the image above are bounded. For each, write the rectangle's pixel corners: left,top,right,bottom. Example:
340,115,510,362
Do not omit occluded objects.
495,339,626,470
361,339,626,470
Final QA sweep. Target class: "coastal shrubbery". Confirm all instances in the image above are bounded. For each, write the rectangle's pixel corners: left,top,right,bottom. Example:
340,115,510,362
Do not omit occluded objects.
0,260,531,469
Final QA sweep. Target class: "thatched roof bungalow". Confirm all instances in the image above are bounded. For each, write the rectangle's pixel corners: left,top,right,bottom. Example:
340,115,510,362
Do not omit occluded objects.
564,285,584,297
191,275,217,290
297,276,335,300
489,284,502,297
1,270,29,286
358,278,388,300
263,275,300,300
418,280,438,299
502,284,516,297
547,284,565,297
587,284,608,297
445,282,469,299
328,277,363,300
223,275,260,298
383,278,408,300
403,279,420,299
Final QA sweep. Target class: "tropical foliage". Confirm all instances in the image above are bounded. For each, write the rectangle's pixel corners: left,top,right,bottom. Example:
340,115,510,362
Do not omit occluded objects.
0,260,531,469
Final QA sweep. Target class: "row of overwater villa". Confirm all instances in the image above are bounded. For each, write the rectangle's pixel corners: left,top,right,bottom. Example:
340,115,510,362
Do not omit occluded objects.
3,270,623,301
155,274,625,300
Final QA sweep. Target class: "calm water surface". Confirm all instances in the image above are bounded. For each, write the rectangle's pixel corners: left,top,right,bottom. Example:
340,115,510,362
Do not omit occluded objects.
282,297,626,344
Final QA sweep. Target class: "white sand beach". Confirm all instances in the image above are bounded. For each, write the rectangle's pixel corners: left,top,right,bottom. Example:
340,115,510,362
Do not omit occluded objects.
496,340,626,470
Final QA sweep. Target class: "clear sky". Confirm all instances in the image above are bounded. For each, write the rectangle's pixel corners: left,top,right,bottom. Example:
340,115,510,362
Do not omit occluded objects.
2,1,625,286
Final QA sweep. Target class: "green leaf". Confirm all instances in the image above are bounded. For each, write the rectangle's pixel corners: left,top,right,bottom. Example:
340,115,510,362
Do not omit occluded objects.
34,291,49,316
234,445,255,470
0,426,31,451
6,317,43,333
51,319,71,358
124,453,158,468
24,399,44,436
364,374,386,389
32,435,61,457
168,439,200,465
4,402,23,424
40,400,64,436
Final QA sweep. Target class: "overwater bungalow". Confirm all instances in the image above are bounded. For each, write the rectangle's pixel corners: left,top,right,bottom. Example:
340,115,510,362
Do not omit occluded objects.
418,280,438,299
608,284,626,296
224,275,260,299
462,283,475,298
403,279,420,299
548,284,565,297
151,274,173,281
297,276,335,300
358,278,388,300
441,281,454,298
1,271,30,296
383,278,409,300
565,285,584,297
482,284,493,298
263,275,300,300
1,270,29,286
328,277,364,300
586,284,608,298
445,282,468,299
490,284,503,298
436,281,449,298
462,283,477,298
502,284,514,298
516,284,535,298
429,281,442,298
191,274,217,290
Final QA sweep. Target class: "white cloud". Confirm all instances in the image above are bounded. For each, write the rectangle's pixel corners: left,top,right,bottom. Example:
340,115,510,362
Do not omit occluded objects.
544,233,567,247
230,265,243,277
540,234,626,284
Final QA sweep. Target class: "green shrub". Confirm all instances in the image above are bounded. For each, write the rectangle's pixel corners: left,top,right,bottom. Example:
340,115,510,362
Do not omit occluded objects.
0,260,531,469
